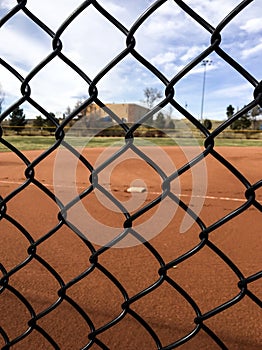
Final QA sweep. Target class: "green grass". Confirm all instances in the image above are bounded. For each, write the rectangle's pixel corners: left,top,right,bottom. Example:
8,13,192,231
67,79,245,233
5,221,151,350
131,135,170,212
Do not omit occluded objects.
212,138,262,147
0,136,56,151
0,135,261,152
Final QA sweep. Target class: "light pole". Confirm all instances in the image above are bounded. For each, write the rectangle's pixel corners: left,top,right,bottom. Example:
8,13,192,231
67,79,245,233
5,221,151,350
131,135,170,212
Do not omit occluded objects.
200,59,212,123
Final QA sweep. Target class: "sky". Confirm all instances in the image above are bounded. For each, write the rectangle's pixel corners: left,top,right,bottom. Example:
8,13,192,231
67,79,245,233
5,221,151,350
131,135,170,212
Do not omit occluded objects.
0,0,261,121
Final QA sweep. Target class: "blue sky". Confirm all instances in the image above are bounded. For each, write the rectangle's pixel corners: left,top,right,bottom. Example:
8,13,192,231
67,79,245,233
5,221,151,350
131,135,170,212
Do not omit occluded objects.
0,0,261,120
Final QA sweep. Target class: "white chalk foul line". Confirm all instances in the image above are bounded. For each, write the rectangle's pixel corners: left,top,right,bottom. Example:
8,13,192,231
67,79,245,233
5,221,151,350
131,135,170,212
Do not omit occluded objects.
1,179,247,203
149,191,246,203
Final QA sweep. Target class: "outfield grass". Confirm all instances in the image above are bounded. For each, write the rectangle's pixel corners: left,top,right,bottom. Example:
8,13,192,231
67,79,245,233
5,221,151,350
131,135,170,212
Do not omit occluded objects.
0,135,261,152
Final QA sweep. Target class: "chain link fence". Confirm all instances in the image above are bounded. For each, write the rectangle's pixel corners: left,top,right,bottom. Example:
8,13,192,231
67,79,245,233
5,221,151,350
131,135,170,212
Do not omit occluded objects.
0,1,261,349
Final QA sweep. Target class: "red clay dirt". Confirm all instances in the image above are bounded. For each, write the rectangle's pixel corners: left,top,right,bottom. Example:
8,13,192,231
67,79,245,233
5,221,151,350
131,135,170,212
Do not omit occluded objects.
0,146,261,349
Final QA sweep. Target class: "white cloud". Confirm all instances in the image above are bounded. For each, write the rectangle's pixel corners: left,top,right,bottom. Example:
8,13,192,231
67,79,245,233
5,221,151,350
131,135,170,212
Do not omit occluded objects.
0,65,23,102
0,24,50,72
180,46,206,62
25,1,87,31
151,51,176,65
241,40,262,59
0,0,261,121
0,0,14,9
186,0,245,26
0,0,131,117
211,82,253,100
240,18,262,34
141,1,201,42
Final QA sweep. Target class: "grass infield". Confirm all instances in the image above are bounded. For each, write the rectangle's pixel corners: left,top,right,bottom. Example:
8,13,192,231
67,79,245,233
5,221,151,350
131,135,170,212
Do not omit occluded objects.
0,135,262,151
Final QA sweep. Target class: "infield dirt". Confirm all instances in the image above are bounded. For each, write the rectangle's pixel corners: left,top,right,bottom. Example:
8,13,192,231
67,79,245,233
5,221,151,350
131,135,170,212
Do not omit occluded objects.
0,146,261,349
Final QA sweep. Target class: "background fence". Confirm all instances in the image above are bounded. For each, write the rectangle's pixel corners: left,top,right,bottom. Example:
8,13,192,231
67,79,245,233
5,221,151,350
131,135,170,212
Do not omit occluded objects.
1,125,262,140
0,1,261,349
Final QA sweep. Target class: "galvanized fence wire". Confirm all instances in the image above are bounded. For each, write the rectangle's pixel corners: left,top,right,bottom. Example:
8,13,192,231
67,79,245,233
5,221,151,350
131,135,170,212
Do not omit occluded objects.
0,0,261,349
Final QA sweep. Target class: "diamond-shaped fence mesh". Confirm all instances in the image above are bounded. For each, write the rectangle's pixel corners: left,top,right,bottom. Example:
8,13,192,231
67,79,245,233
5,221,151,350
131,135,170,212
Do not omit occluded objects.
0,1,261,349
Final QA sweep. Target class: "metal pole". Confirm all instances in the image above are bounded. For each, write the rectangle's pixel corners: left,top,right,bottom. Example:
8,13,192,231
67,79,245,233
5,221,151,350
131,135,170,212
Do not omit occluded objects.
200,59,212,123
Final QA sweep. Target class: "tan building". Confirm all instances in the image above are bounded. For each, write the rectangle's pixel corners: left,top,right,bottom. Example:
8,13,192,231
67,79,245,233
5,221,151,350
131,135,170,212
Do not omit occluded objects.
84,103,150,123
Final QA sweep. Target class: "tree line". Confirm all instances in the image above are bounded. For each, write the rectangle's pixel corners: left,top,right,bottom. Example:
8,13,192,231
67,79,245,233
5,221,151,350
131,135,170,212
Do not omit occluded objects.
6,107,59,134
1,84,262,134
226,104,261,130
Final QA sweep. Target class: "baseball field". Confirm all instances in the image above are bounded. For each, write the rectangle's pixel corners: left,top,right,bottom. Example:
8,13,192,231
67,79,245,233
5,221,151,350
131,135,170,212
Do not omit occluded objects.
0,142,261,349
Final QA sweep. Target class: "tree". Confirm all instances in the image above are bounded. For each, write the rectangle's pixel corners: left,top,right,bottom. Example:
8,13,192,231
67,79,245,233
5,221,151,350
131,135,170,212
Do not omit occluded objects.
0,84,4,115
226,104,235,119
230,114,251,130
241,114,251,129
143,87,163,109
226,104,252,130
9,107,27,134
203,118,212,130
45,112,59,132
154,112,166,129
165,116,175,129
251,105,261,129
165,106,175,129
143,87,163,126
74,97,89,119
62,106,72,120
33,116,45,128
